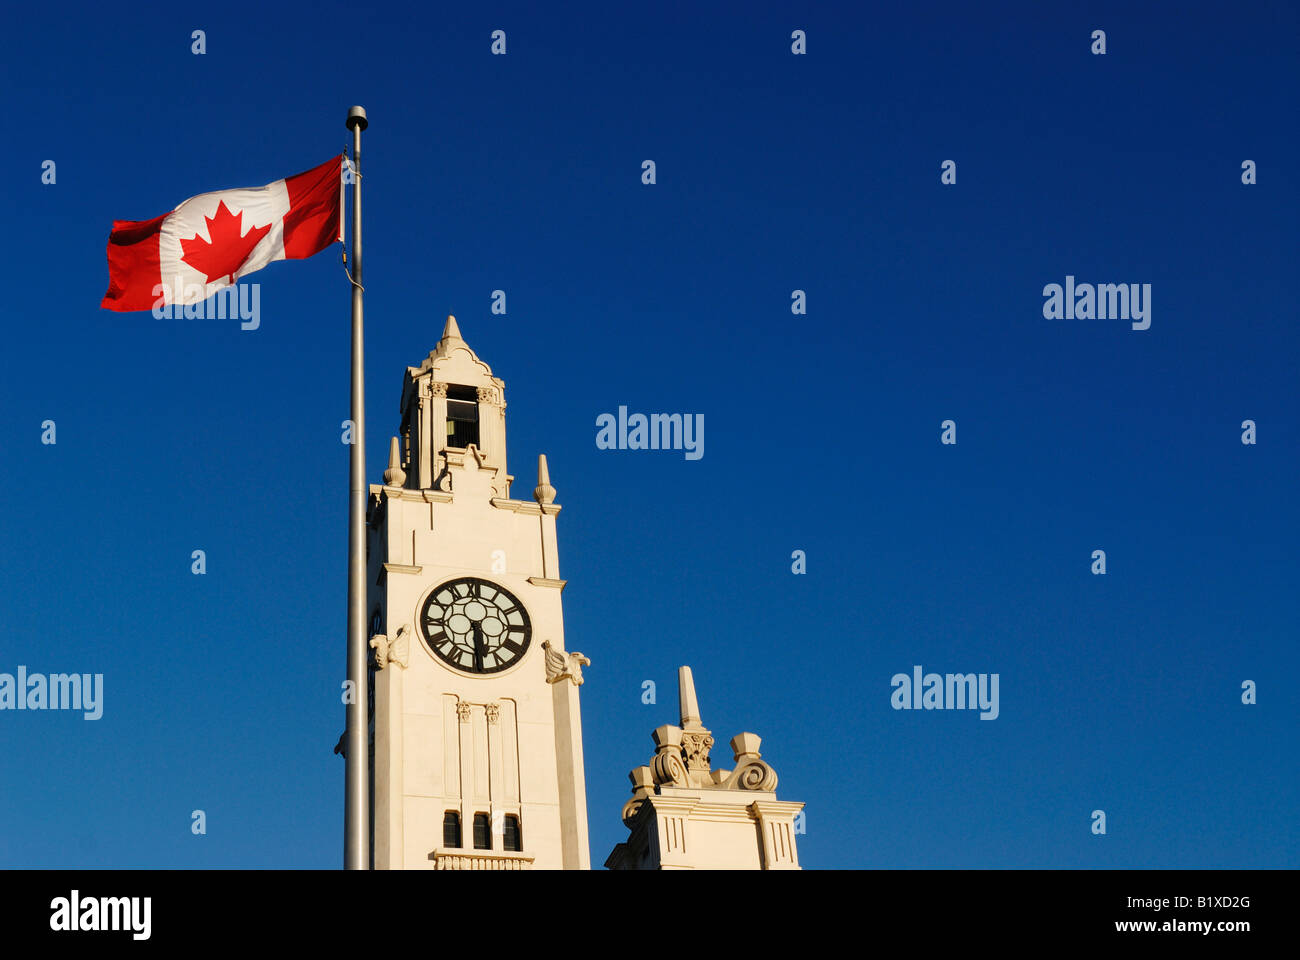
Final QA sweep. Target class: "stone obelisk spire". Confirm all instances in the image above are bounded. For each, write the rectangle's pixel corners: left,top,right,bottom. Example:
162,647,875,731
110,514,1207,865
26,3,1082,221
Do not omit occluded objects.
677,666,714,783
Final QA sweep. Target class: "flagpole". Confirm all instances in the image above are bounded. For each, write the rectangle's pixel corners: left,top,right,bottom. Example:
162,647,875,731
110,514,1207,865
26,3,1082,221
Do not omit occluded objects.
344,104,370,870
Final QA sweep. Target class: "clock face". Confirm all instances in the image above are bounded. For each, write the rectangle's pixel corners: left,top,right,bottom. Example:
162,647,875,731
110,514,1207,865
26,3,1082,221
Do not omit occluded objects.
419,578,531,674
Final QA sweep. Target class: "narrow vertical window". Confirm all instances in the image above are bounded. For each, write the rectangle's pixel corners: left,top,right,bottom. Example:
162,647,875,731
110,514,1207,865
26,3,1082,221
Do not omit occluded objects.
503,814,522,852
446,385,479,448
473,812,491,850
443,811,461,849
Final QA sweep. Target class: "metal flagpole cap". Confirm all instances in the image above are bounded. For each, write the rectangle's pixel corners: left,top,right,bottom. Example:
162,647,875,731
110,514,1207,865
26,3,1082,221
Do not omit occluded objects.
346,106,368,131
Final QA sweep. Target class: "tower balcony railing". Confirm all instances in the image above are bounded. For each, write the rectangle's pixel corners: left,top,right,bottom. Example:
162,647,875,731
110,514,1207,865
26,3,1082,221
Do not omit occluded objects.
428,848,535,870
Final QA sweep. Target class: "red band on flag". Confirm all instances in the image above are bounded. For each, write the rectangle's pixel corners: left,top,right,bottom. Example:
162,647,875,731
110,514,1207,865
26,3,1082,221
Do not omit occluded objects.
101,212,167,311
283,155,343,260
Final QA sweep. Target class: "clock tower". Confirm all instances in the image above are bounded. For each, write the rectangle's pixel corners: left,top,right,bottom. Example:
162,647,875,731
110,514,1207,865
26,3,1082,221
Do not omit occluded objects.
365,316,591,870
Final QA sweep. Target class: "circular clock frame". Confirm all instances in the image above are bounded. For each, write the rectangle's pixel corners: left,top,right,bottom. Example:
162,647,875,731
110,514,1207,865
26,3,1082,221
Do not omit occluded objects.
418,577,532,675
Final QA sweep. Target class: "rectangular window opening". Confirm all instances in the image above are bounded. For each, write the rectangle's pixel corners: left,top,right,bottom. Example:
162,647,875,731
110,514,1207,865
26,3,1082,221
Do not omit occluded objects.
443,811,462,849
503,814,522,852
472,813,491,850
446,385,479,449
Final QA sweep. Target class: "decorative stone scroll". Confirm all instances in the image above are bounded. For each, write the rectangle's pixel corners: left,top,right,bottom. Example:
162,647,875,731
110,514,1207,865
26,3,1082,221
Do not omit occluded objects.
723,733,778,792
650,725,690,787
621,667,782,799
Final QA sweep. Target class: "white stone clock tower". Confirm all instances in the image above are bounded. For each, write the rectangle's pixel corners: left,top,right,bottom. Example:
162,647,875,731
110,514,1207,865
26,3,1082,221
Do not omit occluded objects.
364,316,591,870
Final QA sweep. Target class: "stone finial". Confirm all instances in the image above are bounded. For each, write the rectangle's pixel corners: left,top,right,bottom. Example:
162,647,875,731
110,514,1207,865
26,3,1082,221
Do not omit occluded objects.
441,314,463,342
677,666,714,780
534,454,556,505
431,315,466,361
651,724,683,751
383,436,406,486
731,732,763,760
679,666,703,727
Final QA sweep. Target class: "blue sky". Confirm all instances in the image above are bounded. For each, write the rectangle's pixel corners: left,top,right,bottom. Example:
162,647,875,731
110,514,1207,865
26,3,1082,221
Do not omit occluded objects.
0,0,1296,868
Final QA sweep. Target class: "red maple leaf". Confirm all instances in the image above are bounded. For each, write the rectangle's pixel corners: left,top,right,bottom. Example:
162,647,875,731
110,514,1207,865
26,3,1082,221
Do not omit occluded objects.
180,200,272,284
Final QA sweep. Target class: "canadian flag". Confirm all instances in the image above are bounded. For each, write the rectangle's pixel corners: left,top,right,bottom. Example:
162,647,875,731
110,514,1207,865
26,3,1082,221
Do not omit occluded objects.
101,155,343,312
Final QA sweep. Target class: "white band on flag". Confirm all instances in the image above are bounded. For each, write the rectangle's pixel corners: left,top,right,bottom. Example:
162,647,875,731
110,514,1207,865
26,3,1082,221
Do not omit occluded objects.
339,156,350,244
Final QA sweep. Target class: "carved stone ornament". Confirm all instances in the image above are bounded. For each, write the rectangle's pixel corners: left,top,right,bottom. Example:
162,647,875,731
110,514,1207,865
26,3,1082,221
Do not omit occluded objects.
369,633,389,667
476,386,496,404
430,381,448,398
389,625,410,668
542,640,591,686
456,702,473,724
623,675,784,798
725,758,778,792
485,702,501,724
369,625,411,670
649,725,690,787
652,752,688,787
680,731,715,773
723,733,778,791
620,796,644,827
621,766,655,827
